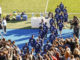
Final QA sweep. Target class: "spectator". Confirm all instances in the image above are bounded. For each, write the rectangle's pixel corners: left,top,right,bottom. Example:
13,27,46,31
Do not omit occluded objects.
2,17,7,34
65,47,71,60
35,53,43,60
43,54,50,60
21,11,25,17
6,15,10,21
71,55,75,60
29,51,35,60
73,44,80,58
69,38,76,53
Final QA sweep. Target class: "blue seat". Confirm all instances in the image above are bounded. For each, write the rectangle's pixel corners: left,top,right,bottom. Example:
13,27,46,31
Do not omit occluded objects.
22,15,27,21
16,15,21,21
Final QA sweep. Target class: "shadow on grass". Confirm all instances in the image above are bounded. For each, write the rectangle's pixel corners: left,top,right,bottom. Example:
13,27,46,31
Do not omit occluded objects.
26,22,31,24
19,26,32,29
7,20,25,23
7,20,32,29
19,26,39,29
7,26,32,29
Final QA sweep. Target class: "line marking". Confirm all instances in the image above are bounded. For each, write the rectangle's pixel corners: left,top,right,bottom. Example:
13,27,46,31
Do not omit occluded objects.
45,0,49,13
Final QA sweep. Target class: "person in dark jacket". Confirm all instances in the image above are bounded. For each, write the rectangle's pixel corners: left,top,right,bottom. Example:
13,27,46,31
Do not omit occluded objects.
55,5,61,14
59,2,64,11
71,16,79,38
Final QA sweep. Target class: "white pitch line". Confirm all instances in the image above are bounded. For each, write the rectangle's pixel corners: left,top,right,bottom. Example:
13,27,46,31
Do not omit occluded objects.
45,0,49,13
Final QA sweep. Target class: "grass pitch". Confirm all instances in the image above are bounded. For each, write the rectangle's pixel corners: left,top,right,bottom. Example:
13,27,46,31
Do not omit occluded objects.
0,0,80,29
0,0,47,13
48,0,80,13
0,0,80,13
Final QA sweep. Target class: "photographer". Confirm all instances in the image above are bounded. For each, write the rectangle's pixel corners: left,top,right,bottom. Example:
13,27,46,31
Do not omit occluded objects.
70,16,79,38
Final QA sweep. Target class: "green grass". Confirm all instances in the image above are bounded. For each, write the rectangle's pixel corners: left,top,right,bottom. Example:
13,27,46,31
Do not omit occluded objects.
0,0,80,13
7,19,31,29
47,0,80,18
48,0,80,13
0,0,47,13
0,0,80,29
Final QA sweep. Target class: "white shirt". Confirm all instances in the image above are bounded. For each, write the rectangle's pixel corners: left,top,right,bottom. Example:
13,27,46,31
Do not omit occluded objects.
0,7,2,14
2,20,7,26
71,59,75,60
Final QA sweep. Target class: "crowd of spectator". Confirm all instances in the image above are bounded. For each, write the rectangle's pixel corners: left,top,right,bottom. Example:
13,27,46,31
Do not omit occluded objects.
5,11,27,21
0,35,80,60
